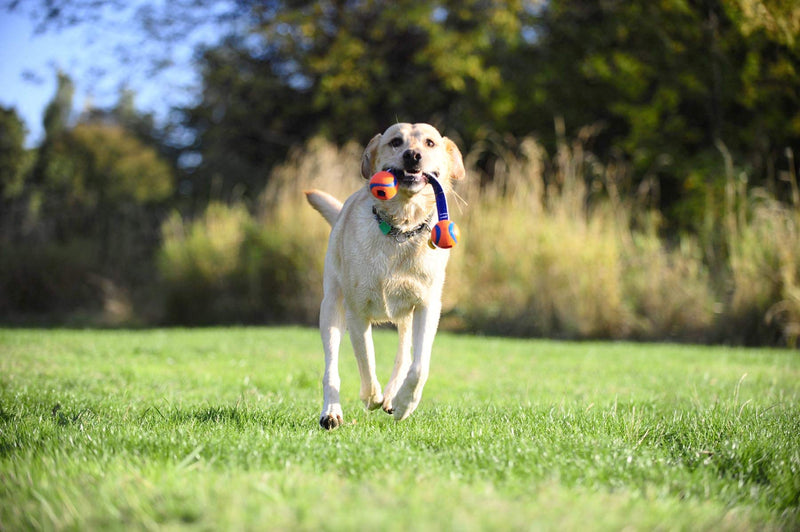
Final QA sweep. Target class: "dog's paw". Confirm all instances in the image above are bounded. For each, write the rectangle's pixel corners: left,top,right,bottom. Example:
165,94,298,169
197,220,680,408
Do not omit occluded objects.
363,393,384,411
391,385,421,421
381,397,394,415
391,368,426,420
319,404,344,430
319,413,343,430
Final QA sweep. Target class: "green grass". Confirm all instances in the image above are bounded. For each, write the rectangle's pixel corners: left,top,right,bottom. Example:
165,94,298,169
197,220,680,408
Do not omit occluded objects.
1,327,798,530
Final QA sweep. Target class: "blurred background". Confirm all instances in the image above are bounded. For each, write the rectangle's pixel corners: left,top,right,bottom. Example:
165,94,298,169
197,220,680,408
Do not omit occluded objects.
0,0,798,346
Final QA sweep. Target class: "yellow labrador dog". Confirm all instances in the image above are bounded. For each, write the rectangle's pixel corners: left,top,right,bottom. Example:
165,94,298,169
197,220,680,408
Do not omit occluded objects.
305,123,465,429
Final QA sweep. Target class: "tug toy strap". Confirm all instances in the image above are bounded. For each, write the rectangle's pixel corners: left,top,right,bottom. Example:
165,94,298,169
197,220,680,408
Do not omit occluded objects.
424,173,450,222
423,173,460,249
368,169,460,249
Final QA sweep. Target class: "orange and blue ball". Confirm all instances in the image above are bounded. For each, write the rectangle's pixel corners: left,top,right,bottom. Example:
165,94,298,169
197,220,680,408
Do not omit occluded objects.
430,220,460,249
369,171,398,200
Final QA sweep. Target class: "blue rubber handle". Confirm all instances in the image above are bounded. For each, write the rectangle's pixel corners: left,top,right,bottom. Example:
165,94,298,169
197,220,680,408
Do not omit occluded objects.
425,173,449,221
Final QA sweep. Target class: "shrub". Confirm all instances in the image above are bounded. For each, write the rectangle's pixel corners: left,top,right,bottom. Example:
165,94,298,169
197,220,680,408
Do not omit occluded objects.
450,132,716,341
159,203,250,324
0,240,104,320
453,197,632,338
621,228,716,341
726,191,800,346
155,134,794,345
157,137,362,325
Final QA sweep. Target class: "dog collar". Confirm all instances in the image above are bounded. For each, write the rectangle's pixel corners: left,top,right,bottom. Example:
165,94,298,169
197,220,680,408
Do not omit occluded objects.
372,206,432,243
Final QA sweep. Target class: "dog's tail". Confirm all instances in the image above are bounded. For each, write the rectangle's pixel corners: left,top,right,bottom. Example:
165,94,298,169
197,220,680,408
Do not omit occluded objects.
305,189,343,227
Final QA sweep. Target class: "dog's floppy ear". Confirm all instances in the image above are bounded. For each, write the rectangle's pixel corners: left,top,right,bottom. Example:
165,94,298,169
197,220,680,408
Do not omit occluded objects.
444,137,465,181
361,134,382,180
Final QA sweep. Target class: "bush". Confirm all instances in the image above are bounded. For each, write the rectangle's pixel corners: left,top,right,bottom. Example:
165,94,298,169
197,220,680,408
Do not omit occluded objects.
155,134,797,345
157,138,361,325
0,241,104,320
450,132,717,340
622,229,716,341
452,198,632,338
159,203,250,324
725,192,800,346
158,203,325,325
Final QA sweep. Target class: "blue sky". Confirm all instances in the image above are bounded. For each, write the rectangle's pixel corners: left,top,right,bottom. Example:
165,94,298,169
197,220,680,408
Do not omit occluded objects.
0,10,84,146
0,6,205,147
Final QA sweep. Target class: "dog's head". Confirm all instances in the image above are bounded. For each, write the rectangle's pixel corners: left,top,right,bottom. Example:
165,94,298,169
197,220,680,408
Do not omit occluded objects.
361,123,465,197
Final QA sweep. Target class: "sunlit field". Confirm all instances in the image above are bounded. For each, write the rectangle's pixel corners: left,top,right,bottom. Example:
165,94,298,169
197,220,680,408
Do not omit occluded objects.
1,327,798,530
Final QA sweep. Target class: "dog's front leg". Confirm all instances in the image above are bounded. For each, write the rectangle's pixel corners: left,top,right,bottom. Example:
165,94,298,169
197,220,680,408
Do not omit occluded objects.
346,310,384,410
382,315,413,414
319,291,345,429
392,301,441,421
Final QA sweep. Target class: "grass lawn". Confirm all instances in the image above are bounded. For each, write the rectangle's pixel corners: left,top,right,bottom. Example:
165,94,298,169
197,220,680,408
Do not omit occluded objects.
1,327,798,530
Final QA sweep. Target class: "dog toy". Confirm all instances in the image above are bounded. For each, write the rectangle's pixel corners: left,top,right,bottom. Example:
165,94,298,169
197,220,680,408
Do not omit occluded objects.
369,171,398,200
369,170,460,249
426,174,460,249
431,219,460,249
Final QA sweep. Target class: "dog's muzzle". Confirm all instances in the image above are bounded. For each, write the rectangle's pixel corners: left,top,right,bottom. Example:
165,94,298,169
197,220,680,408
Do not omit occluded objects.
383,167,437,189
403,149,422,172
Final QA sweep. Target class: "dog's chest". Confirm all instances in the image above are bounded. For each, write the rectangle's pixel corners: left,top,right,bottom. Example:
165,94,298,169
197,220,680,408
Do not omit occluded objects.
347,242,446,321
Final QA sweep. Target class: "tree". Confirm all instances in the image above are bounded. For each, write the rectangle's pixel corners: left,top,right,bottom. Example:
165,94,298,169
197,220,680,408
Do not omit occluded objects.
179,0,539,199
30,73,172,208
722,0,800,189
22,72,174,260
726,0,800,48
522,0,800,229
0,106,28,199
10,0,800,227
43,122,173,208
43,71,74,133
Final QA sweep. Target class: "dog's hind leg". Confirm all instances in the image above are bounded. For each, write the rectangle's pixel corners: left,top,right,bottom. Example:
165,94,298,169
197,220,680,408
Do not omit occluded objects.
346,310,384,411
319,290,346,430
382,315,413,414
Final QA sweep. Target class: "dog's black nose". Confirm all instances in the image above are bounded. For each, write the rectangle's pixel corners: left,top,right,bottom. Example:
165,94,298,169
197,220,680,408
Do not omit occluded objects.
403,149,422,171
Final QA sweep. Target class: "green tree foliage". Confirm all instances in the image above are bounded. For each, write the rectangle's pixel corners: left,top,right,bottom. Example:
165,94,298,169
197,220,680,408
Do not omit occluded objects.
7,72,172,264
0,106,28,199
180,0,538,199
28,74,173,220
0,73,175,321
12,1,800,220
521,0,800,228
42,71,75,136
31,116,174,274
722,0,800,171
5,0,800,340
727,0,800,48
176,0,800,227
31,71,74,190
42,123,173,208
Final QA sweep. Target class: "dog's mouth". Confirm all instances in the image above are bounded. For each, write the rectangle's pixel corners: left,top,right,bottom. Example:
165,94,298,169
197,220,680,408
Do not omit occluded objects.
384,168,439,191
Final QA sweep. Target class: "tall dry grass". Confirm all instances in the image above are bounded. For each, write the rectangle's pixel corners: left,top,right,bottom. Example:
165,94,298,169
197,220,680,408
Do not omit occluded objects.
157,134,799,346
255,137,364,320
722,147,800,346
449,126,715,340
157,138,362,324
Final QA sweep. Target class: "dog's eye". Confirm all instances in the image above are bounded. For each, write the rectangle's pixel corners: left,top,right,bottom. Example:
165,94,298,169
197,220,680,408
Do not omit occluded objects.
425,138,436,148
389,138,403,148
